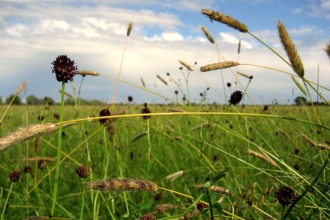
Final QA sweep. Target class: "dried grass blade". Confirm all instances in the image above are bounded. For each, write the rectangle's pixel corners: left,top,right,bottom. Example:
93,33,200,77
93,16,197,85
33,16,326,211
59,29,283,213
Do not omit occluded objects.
247,149,279,168
200,61,239,72
90,178,158,191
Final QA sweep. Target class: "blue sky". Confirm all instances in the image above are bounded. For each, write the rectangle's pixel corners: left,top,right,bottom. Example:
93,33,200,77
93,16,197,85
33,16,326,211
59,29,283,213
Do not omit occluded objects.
0,0,329,105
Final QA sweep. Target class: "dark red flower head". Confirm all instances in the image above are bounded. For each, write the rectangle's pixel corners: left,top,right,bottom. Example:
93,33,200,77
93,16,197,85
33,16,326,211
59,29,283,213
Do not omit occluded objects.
128,96,133,102
99,109,111,125
229,91,243,105
51,55,77,83
142,107,151,120
76,166,89,178
9,170,21,182
275,186,296,206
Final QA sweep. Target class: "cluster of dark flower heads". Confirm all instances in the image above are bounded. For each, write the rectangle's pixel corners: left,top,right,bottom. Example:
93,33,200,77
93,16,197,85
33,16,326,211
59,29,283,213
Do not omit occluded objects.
51,55,77,83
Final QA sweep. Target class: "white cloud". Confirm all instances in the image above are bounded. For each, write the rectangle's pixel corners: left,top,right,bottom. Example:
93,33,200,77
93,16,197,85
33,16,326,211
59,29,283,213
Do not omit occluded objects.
144,32,184,41
293,8,302,14
220,32,252,49
5,24,28,36
321,0,330,9
290,26,315,36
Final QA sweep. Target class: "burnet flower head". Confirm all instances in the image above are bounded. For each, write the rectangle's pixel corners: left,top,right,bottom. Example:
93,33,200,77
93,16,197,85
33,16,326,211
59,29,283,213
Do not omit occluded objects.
51,55,77,83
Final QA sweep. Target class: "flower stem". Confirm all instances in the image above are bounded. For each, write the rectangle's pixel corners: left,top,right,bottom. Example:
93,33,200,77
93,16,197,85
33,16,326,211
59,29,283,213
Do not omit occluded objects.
50,81,65,217
0,182,13,220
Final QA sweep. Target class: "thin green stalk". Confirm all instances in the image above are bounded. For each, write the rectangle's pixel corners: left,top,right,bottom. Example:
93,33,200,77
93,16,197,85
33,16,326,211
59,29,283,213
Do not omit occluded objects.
241,79,251,106
93,191,99,220
1,182,13,220
50,81,65,217
102,127,109,179
206,188,214,220
79,180,85,220
280,205,285,220
146,118,151,178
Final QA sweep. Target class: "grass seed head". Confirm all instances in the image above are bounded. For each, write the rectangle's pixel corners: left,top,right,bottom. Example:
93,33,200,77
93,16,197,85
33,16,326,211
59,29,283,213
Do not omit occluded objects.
131,131,148,142
201,25,214,44
200,61,239,72
16,80,27,94
90,178,158,192
127,21,134,36
156,74,168,85
140,77,146,88
76,70,99,76
277,21,304,77
324,41,330,59
202,9,248,33
179,60,194,71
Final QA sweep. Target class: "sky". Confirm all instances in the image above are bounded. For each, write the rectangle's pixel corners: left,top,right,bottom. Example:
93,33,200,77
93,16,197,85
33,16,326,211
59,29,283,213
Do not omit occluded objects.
1,0,330,105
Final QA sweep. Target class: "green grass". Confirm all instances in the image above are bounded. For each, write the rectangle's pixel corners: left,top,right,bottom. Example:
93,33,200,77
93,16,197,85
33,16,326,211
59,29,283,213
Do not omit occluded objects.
1,8,330,220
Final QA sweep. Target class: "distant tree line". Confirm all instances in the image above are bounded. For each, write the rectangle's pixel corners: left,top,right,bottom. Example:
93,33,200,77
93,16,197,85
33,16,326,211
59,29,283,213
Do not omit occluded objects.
293,96,328,106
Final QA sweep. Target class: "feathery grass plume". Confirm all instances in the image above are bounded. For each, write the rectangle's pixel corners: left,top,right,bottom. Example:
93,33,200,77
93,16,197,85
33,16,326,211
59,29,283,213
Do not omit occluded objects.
324,41,330,59
165,170,184,181
76,70,99,76
35,136,40,153
277,21,304,78
291,76,308,96
90,178,158,191
179,60,194,71
58,90,74,99
16,80,27,94
127,21,134,37
240,182,257,200
191,122,209,131
201,9,248,33
196,184,233,195
22,157,56,162
247,149,279,168
131,131,148,142
200,61,239,72
277,128,290,139
168,108,186,112
201,25,214,44
301,134,317,147
0,122,74,152
156,74,168,85
238,40,241,54
237,71,253,80
140,77,146,88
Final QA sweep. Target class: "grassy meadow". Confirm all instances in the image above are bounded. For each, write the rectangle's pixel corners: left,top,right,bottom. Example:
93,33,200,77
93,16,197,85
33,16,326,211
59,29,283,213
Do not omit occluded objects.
1,9,330,220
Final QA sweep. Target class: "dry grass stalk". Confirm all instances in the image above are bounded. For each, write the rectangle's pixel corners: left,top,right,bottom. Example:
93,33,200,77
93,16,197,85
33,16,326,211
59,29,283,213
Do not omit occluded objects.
108,109,127,124
277,128,290,139
201,25,214,44
140,77,146,88
90,178,158,191
168,108,186,112
291,76,308,96
76,70,99,76
156,75,168,85
191,122,209,131
127,21,134,36
196,184,233,195
165,170,184,181
237,71,253,79
0,122,74,153
179,60,194,71
201,9,248,33
16,80,27,94
238,40,241,54
164,125,174,131
24,216,49,220
35,136,40,153
167,119,175,127
247,149,279,168
22,157,56,162
324,42,330,59
240,182,257,200
277,21,304,78
131,131,148,142
58,90,74,99
257,195,265,207
200,61,239,72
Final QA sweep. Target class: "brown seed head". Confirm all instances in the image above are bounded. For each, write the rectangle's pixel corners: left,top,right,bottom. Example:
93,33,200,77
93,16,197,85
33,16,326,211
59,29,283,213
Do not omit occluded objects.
127,21,134,36
179,60,194,71
277,21,304,77
200,61,239,72
99,109,111,125
229,91,243,105
324,42,330,60
16,80,27,94
201,9,248,33
38,160,47,169
140,214,156,220
90,178,158,192
201,25,214,44
51,55,77,83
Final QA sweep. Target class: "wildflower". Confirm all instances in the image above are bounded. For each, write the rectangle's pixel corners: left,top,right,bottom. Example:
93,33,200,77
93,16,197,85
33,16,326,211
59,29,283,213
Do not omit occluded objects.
107,125,115,135
51,55,77,83
197,203,207,211
227,82,231,87
53,113,60,120
142,107,151,120
155,193,162,201
140,214,156,220
9,170,20,182
229,91,243,105
128,96,133,102
24,166,32,173
99,109,111,125
38,160,47,169
76,166,89,178
275,186,296,206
